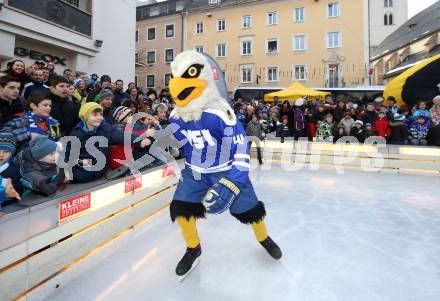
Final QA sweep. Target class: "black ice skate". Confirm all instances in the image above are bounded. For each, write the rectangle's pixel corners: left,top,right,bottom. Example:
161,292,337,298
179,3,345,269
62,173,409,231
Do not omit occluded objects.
176,245,202,281
260,236,282,260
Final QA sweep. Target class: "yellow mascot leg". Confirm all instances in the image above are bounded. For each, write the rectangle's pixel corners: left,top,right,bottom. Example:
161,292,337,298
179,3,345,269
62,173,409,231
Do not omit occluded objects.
176,216,200,248
251,220,268,242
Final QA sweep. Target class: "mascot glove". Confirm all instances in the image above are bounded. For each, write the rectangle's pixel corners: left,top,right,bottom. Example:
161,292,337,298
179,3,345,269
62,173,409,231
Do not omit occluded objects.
203,178,241,214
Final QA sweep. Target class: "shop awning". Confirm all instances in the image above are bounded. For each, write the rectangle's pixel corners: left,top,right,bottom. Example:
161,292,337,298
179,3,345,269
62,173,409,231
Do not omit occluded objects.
384,53,440,107
264,82,329,102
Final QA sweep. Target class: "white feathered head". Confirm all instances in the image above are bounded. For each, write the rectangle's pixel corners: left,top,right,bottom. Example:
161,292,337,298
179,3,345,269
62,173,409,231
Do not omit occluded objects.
169,50,232,122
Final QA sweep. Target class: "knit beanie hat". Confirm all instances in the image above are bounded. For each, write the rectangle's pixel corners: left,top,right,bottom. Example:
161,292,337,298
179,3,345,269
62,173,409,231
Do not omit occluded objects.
73,79,84,87
79,102,103,122
94,89,114,103
0,132,16,154
355,120,364,126
29,136,60,161
113,106,132,123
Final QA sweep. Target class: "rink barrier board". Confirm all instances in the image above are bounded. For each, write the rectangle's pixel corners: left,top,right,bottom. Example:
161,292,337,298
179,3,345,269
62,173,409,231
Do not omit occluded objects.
0,164,179,301
251,141,440,174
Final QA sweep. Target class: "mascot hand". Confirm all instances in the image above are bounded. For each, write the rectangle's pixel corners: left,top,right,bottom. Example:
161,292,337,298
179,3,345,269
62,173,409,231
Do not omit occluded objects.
203,178,240,214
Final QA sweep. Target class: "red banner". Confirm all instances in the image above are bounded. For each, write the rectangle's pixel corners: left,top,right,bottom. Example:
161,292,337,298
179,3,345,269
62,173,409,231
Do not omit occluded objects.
59,193,91,224
125,176,143,193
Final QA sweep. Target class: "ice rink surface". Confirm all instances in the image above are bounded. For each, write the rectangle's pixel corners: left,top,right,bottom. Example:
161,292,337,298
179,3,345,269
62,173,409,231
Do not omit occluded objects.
50,166,440,301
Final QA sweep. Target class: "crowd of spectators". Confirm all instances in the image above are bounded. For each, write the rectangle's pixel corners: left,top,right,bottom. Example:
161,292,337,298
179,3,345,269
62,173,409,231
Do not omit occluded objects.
0,59,176,216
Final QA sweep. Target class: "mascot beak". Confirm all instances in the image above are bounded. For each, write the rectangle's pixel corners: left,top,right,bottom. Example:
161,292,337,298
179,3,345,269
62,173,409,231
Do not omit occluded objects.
169,77,208,107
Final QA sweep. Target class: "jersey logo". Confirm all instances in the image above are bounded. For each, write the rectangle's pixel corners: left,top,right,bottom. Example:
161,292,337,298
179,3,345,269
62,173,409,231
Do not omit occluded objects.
233,134,245,145
181,129,216,149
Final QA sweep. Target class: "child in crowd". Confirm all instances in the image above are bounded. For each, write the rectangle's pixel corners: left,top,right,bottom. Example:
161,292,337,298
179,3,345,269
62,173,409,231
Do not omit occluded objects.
408,115,430,146
277,116,292,143
316,113,335,142
350,120,366,143
389,113,409,145
65,103,153,183
362,103,378,125
386,96,400,120
17,136,66,197
292,98,306,140
429,96,440,126
364,123,376,139
412,101,430,121
338,111,355,136
246,114,263,164
3,90,60,151
373,110,391,139
0,132,22,205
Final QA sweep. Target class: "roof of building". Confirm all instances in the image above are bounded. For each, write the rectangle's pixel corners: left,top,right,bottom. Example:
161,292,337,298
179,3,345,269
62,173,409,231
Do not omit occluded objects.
371,1,440,60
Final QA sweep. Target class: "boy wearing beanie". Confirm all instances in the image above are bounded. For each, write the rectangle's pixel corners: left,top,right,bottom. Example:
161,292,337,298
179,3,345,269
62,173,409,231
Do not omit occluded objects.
95,89,115,124
17,136,66,197
65,103,153,183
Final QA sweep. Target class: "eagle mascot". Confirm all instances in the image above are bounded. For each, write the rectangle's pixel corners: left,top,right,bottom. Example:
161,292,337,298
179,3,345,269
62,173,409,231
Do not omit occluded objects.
168,50,282,280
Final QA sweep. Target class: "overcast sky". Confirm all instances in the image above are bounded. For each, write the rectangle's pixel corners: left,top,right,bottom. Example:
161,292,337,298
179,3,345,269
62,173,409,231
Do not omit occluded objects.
408,0,439,17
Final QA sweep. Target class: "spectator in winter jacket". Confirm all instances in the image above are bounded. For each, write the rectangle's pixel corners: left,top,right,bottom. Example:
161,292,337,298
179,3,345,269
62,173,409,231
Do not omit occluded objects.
332,100,346,123
87,75,112,102
3,90,60,151
338,111,355,136
386,96,400,120
350,120,366,143
246,114,263,164
72,79,88,106
236,106,246,129
4,60,26,91
277,116,292,143
49,76,80,136
154,103,169,127
113,80,128,106
312,103,326,124
95,89,115,124
17,136,66,197
408,116,429,146
0,132,23,202
64,103,153,183
412,101,430,121
429,96,440,126
364,123,376,138
389,113,409,145
0,75,25,128
374,97,384,112
362,103,377,125
21,69,49,100
372,111,391,139
292,98,307,140
316,113,335,142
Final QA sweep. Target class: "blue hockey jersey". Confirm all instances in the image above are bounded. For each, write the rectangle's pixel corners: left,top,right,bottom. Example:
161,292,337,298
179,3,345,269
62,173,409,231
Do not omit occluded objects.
170,108,250,184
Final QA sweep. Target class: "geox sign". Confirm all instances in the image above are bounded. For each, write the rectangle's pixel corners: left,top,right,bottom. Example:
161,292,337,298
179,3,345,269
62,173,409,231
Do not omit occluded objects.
14,47,67,66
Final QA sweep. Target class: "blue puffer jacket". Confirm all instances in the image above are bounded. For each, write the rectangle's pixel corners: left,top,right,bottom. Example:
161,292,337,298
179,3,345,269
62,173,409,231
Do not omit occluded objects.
409,122,429,141
65,121,144,183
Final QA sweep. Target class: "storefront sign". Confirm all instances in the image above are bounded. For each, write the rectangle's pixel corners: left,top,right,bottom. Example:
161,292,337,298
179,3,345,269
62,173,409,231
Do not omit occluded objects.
14,47,67,66
59,193,92,224
125,176,143,193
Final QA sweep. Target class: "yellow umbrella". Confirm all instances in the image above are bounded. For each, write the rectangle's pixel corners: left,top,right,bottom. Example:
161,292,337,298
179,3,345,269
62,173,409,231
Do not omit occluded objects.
264,82,329,102
384,53,440,107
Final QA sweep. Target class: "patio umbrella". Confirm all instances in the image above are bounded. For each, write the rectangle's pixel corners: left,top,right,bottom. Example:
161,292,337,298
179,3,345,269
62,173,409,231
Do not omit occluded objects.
264,82,329,102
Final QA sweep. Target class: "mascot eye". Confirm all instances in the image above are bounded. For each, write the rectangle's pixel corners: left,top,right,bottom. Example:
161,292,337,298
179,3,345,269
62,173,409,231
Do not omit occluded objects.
182,64,204,79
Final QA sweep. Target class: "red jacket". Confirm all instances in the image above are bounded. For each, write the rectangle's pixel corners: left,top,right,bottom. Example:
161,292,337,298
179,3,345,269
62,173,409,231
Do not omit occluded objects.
373,118,391,137
109,127,146,169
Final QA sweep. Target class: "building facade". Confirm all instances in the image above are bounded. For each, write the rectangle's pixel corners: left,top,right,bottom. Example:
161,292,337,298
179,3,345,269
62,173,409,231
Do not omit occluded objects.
0,0,136,84
370,1,440,85
369,0,408,51
184,0,370,92
135,0,185,91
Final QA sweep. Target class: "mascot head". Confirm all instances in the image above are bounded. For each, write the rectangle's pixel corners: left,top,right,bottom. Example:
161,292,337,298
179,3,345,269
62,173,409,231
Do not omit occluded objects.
169,50,231,122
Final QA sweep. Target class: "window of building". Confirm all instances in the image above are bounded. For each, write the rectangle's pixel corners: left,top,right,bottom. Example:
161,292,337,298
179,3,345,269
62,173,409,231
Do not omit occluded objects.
241,39,252,56
135,52,139,61
242,15,252,28
141,7,150,18
147,27,156,40
147,51,156,64
165,24,175,38
210,0,219,4
217,19,226,31
165,49,174,63
294,7,305,22
267,12,278,25
216,43,226,57
266,67,279,82
195,46,204,53
384,0,393,7
266,38,279,54
135,75,138,87
147,75,155,88
164,73,172,87
167,1,176,13
240,64,253,83
135,30,139,42
384,13,393,25
293,65,307,81
328,3,339,18
196,22,204,34
293,34,307,51
327,31,341,48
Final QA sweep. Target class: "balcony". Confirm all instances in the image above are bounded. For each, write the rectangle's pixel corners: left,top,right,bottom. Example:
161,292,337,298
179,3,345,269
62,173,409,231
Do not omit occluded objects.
7,0,92,36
